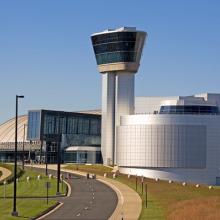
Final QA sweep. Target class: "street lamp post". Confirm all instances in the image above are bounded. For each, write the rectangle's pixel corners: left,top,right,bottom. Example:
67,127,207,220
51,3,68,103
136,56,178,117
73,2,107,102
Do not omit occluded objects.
45,141,49,176
56,116,64,195
40,140,43,164
12,95,24,217
56,141,61,195
22,124,26,170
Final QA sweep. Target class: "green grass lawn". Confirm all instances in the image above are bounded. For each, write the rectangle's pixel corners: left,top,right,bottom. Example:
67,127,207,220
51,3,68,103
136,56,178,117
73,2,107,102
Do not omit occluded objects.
115,175,165,220
64,164,220,220
0,164,66,220
0,199,57,220
0,167,66,197
65,164,112,175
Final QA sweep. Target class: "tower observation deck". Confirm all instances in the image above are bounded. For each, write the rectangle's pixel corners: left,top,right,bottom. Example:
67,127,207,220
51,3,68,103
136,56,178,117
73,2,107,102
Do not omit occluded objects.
91,27,147,165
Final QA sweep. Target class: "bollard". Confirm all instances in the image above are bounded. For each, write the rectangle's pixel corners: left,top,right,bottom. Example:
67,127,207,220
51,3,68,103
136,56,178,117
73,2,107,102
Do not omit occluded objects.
61,177,64,191
49,174,53,179
121,212,124,220
135,175,137,191
141,176,144,195
209,185,213,189
104,173,107,178
3,180,7,199
113,173,116,179
37,175,41,180
196,184,200,188
128,174,130,178
66,173,70,180
182,182,186,186
168,180,172,184
155,178,159,182
27,176,30,182
145,184,148,208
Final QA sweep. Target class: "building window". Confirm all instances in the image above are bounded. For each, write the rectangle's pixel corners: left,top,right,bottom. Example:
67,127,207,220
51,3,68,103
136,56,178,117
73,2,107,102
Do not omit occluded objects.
159,105,219,115
27,111,41,140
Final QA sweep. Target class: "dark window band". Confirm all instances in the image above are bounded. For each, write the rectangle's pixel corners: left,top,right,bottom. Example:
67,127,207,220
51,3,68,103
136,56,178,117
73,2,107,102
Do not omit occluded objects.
94,41,136,54
159,105,219,115
95,51,136,65
91,32,136,45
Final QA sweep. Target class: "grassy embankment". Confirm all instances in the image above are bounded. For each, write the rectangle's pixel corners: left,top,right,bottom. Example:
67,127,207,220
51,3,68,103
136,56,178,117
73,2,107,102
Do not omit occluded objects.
0,163,66,220
64,164,220,220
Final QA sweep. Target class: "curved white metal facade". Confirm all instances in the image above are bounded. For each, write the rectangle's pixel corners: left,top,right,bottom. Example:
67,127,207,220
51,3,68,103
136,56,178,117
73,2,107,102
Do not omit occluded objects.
0,115,28,142
117,114,220,185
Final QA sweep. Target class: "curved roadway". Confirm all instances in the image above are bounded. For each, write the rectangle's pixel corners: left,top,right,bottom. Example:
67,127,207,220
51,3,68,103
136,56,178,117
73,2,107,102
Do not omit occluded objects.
0,166,12,182
32,168,118,220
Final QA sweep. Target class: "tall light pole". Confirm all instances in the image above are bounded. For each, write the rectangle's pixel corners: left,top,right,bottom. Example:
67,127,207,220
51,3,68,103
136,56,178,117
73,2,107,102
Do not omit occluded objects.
56,140,61,195
45,141,49,176
12,95,24,217
57,116,64,195
39,140,43,164
22,124,26,170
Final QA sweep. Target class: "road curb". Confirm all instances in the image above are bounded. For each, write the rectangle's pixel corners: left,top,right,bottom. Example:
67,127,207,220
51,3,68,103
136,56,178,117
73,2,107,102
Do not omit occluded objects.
63,179,71,197
33,202,63,220
98,178,124,220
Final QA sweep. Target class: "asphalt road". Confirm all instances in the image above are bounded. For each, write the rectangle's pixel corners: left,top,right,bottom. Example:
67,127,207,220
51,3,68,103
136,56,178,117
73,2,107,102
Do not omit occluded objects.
31,167,118,220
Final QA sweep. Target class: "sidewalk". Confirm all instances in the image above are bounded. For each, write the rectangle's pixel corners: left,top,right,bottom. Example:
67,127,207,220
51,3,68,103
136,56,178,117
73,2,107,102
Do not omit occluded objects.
0,166,12,182
29,164,142,220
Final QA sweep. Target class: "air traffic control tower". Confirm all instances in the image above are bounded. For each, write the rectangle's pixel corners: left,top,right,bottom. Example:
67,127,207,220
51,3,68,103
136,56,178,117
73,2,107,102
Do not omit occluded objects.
91,27,147,165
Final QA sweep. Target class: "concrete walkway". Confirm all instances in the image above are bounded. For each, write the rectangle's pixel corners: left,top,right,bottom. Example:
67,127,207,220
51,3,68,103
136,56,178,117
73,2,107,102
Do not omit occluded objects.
29,164,142,220
0,166,12,182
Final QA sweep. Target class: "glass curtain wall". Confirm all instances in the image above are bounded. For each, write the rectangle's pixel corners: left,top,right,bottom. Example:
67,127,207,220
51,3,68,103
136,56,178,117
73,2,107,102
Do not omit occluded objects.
27,111,41,140
43,112,101,136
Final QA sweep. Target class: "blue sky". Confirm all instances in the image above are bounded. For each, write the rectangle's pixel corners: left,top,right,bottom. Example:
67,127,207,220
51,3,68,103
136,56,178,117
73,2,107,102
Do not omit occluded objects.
0,0,220,123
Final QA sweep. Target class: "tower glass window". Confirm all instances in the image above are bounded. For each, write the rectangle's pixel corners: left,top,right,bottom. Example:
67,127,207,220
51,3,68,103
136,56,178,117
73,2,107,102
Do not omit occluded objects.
91,32,137,65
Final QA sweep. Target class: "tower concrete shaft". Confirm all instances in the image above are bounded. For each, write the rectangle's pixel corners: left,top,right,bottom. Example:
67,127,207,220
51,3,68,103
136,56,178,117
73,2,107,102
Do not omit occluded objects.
101,72,134,165
101,73,115,165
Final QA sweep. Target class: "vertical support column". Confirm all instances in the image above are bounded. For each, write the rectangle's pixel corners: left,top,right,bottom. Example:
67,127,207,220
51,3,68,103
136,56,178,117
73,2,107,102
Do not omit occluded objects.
101,73,116,165
115,73,134,163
